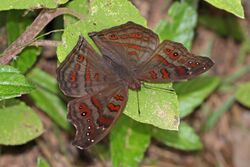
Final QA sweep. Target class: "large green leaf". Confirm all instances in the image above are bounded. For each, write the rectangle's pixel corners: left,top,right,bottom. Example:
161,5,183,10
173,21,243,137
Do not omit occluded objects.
152,122,202,151
204,0,244,18
125,83,179,130
110,115,151,167
155,0,198,49
0,65,34,100
236,81,250,108
7,10,40,73
0,100,43,145
0,0,68,11
57,0,178,130
174,76,220,118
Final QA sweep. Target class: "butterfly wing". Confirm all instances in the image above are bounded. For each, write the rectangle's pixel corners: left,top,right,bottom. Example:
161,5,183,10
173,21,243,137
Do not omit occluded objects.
138,40,214,82
67,86,128,149
57,36,114,97
88,21,159,68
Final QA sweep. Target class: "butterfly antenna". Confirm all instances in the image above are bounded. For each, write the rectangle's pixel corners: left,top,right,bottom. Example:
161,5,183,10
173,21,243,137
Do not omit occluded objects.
142,83,175,94
136,91,141,116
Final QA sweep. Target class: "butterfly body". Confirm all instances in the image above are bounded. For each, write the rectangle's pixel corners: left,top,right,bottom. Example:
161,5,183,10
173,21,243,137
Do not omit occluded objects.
103,55,141,90
57,21,214,149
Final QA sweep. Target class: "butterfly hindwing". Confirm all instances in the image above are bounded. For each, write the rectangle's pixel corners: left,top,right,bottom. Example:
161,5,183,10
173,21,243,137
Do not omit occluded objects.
138,40,214,82
88,21,159,67
57,36,114,97
67,86,128,149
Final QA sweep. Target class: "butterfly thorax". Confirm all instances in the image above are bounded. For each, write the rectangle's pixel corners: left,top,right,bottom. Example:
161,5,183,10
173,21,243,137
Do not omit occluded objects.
104,55,141,91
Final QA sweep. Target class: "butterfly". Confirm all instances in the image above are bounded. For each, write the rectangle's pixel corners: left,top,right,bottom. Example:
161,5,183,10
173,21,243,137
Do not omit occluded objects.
57,21,214,149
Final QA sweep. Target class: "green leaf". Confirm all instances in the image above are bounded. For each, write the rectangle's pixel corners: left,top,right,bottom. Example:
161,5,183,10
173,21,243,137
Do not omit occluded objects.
0,100,43,145
28,68,70,131
152,122,202,151
202,96,235,131
155,0,198,49
174,76,220,118
236,81,250,108
0,65,34,101
29,86,70,131
0,0,68,11
110,115,151,167
125,83,179,130
28,68,59,94
6,10,40,73
198,14,244,42
11,47,40,73
204,0,244,18
37,157,51,167
64,0,89,26
0,12,6,27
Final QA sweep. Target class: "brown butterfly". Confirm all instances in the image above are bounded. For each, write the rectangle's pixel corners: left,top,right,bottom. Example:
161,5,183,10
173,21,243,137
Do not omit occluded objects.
57,21,214,149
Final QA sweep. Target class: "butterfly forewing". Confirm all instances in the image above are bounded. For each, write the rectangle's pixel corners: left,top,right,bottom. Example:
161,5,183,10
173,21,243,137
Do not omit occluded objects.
88,22,159,68
57,36,115,97
67,86,128,149
138,40,214,82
